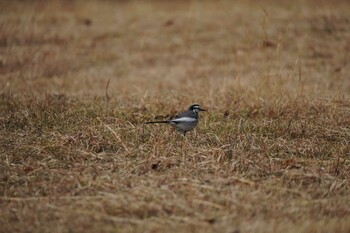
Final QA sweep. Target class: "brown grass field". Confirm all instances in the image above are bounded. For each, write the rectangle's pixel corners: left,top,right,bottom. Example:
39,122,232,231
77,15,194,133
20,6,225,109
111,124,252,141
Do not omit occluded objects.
1,0,350,232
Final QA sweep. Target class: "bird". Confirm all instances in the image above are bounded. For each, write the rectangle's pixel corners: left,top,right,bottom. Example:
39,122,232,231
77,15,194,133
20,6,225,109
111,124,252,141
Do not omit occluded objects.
145,104,207,136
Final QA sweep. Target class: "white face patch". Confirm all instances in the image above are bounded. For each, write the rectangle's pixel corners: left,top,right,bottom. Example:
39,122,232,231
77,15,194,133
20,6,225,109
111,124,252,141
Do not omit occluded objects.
192,105,200,112
193,106,200,113
172,117,197,123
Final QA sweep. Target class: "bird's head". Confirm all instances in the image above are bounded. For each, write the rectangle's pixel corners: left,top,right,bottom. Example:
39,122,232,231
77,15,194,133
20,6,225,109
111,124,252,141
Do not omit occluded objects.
189,104,207,113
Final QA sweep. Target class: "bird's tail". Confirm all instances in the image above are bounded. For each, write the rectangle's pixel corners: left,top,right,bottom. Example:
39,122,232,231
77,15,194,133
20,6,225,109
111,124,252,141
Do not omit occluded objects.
144,120,170,124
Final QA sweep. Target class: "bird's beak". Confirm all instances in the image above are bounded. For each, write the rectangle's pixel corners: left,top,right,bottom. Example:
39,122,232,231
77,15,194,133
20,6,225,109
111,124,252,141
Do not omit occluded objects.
199,108,207,111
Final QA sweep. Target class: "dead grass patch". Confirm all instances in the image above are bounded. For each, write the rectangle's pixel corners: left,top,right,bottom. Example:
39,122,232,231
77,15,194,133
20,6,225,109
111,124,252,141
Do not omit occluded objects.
1,0,350,232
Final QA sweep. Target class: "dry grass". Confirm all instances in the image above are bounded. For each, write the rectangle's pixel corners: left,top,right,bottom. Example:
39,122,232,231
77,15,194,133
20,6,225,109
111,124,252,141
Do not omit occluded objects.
1,0,350,232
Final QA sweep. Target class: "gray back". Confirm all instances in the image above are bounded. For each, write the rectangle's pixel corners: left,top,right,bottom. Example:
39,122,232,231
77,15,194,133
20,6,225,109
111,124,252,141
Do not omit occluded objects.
174,110,198,119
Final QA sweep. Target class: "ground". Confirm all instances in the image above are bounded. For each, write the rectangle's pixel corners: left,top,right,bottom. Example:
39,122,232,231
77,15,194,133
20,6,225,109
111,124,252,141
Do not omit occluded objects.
0,0,350,232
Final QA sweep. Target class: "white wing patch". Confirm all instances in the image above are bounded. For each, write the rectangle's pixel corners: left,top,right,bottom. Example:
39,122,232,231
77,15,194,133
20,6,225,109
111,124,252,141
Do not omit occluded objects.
171,117,197,123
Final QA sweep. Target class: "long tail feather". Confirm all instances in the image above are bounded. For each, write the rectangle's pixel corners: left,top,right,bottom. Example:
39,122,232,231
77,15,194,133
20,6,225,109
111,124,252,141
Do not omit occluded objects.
144,120,169,124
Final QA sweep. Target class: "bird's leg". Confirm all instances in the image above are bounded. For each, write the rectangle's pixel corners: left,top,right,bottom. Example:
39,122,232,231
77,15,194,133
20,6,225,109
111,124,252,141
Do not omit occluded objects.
180,131,190,163
181,139,187,163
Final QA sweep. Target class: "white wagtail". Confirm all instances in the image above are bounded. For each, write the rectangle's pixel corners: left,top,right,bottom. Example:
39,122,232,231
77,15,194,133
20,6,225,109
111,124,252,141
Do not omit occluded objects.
145,104,206,136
